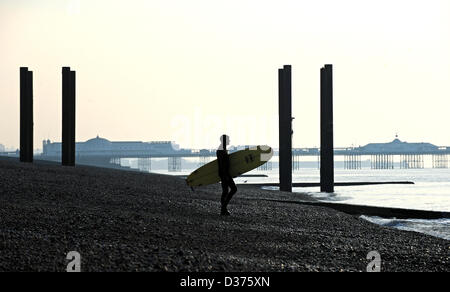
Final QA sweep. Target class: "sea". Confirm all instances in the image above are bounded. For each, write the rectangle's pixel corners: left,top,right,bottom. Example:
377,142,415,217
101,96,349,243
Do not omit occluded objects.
125,158,450,240
248,168,450,241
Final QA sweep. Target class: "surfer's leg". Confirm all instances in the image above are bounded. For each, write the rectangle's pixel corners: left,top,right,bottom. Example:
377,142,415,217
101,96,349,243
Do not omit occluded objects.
220,178,230,215
225,178,237,205
220,179,228,204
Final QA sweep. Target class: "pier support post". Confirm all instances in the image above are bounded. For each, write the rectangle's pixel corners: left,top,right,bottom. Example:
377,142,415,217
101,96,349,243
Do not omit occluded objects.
168,157,181,172
401,154,424,169
292,154,300,171
320,65,334,192
138,157,152,172
20,67,33,163
345,154,361,170
432,154,448,168
372,154,394,169
198,155,210,167
278,65,292,192
62,67,76,166
258,161,272,171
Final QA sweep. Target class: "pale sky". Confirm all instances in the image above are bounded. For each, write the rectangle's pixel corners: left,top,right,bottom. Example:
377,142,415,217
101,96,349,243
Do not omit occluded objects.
1,0,450,150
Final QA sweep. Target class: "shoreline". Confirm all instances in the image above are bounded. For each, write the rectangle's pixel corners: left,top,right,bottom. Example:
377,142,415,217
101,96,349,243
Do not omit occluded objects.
0,157,448,271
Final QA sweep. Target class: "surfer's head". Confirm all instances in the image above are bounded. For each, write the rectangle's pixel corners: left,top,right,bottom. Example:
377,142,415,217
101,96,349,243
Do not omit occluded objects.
220,134,230,150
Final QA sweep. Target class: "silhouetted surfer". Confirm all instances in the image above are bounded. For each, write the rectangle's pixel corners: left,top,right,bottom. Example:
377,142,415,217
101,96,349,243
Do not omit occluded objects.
217,134,237,216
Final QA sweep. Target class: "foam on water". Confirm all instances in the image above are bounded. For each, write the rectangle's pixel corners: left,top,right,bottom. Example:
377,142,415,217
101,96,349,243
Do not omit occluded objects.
360,216,450,240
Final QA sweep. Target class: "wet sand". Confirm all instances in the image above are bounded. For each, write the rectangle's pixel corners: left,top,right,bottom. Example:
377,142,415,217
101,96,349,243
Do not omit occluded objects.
0,157,448,271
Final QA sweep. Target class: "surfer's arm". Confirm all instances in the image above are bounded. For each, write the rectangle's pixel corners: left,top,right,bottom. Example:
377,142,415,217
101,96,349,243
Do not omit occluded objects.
216,151,224,177
224,153,232,177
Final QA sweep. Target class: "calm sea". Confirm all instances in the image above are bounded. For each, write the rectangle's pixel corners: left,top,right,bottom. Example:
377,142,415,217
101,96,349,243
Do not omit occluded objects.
240,168,450,240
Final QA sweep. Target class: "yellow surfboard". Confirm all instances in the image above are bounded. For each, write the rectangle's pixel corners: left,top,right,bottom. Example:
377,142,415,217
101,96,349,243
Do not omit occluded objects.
186,145,273,187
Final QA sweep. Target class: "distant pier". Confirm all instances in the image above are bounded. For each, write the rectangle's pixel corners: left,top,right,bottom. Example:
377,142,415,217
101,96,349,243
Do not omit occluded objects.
3,136,450,171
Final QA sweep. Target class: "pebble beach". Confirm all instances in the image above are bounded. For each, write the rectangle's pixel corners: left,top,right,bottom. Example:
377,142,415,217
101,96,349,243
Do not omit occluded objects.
0,157,448,272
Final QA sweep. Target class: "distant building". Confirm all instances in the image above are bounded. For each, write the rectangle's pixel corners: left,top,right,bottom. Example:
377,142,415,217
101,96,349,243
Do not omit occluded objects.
42,136,182,157
0,144,5,152
357,138,439,154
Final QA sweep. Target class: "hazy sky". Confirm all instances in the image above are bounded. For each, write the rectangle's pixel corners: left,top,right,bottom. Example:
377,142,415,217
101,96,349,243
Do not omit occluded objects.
1,0,449,150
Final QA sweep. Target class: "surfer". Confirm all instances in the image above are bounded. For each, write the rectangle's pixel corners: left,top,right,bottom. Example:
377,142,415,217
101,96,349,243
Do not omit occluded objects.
217,134,237,216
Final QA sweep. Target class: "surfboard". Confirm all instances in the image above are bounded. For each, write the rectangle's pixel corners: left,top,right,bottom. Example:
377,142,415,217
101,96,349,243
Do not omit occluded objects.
186,145,273,187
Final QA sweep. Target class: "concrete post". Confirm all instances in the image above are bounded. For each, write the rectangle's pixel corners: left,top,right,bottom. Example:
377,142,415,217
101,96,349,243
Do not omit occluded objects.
278,65,292,192
20,67,33,162
62,67,76,166
320,64,334,192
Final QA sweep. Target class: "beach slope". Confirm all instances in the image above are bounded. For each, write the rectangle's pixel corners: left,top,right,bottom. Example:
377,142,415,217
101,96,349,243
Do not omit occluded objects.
0,158,448,271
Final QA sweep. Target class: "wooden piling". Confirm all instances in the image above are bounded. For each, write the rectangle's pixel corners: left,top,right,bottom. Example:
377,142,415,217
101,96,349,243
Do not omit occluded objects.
62,67,76,166
20,67,33,163
278,65,292,192
320,65,334,192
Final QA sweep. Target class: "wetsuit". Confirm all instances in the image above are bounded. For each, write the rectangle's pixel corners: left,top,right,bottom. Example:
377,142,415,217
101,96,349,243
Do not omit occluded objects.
216,149,237,214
